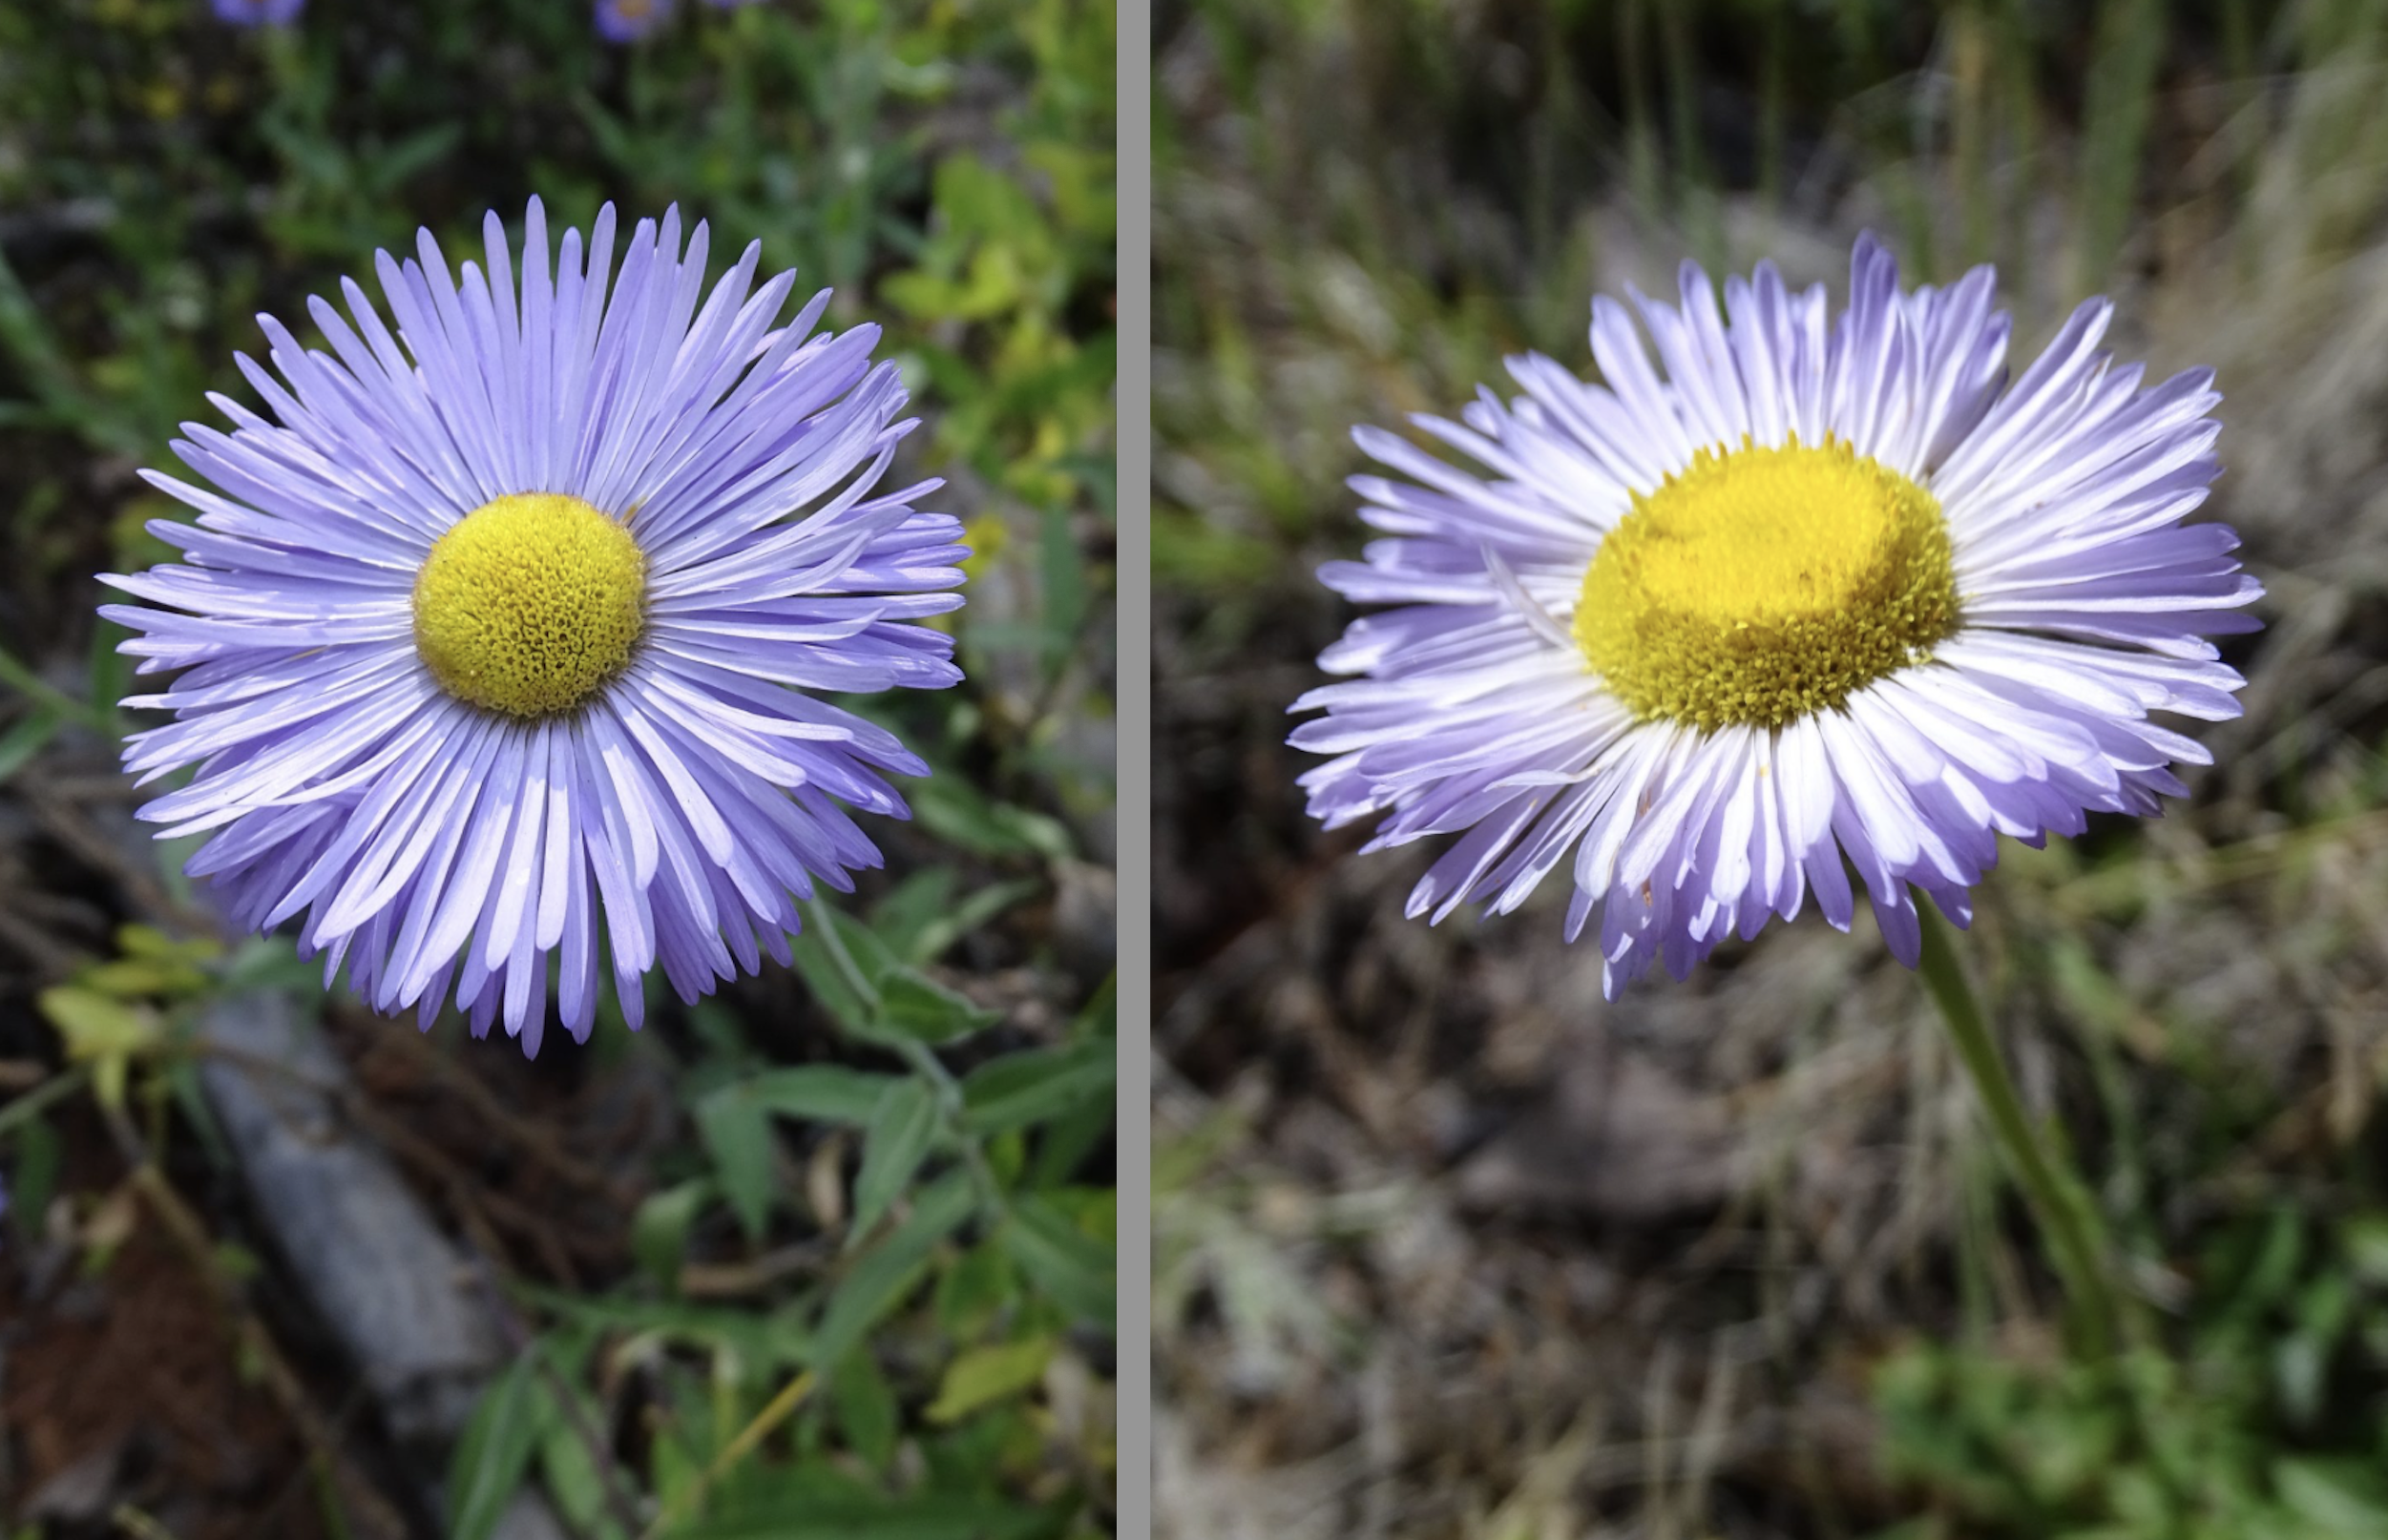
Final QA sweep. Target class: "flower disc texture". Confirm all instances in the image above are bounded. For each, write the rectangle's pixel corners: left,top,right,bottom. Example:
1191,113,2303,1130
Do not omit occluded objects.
103,199,966,1054
1293,235,2261,995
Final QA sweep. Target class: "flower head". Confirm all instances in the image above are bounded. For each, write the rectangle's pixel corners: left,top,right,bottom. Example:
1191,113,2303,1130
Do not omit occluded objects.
1293,235,2259,994
102,198,967,1054
211,0,304,26
595,0,674,42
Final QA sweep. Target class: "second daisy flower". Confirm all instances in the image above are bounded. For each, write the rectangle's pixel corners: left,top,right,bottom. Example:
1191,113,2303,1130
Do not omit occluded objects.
1294,235,2259,992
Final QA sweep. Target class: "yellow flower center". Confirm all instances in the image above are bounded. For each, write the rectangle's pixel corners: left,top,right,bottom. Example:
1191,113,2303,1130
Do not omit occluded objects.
411,492,647,718
1574,436,1960,731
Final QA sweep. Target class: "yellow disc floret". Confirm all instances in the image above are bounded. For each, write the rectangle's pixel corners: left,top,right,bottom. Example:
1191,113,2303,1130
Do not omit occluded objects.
1574,436,1959,731
411,492,647,718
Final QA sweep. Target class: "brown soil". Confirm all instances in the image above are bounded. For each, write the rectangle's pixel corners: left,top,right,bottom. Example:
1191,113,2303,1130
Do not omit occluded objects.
3,1221,333,1540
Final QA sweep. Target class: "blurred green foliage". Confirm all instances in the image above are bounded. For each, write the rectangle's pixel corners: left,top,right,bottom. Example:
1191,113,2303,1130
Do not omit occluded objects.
1875,1210,2388,1538
450,915,1116,1540
0,0,1113,1533
1155,0,2388,643
1856,826,2388,1539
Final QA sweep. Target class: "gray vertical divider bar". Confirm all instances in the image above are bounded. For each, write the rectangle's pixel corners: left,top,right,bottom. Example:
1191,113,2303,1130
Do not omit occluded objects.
1113,1,1155,1536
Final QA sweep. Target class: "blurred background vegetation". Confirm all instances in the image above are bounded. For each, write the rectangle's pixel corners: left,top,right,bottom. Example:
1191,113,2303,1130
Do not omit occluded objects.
1156,1,2388,1536
0,0,1114,1536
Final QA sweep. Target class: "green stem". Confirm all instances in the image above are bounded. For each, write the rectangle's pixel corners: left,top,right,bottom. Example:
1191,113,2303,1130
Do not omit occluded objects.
1917,906,2126,1360
803,897,1008,1219
635,1368,817,1540
0,1063,92,1139
893,1034,1010,1222
0,645,115,737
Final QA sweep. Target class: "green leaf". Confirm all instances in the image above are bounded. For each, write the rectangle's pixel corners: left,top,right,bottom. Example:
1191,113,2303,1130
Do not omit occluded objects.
8,1113,60,1235
677,1493,1050,1540
877,873,1041,967
83,620,130,740
686,1000,752,1058
999,1196,1114,1330
0,640,116,731
986,1128,1026,1188
162,1057,230,1167
538,1382,629,1540
2344,1215,2388,1287
0,1068,89,1141
694,1086,778,1243
446,1351,555,1540
925,1336,1057,1425
513,1289,802,1373
79,957,210,999
2277,1458,2388,1536
874,971,1002,1046
633,1177,716,1293
39,986,160,1059
792,901,1000,1047
212,1241,262,1282
960,1038,1115,1135
828,1350,900,1470
1074,970,1117,1036
1037,502,1089,672
908,877,1042,967
366,121,463,194
220,936,322,991
788,904,896,1032
868,868,959,962
788,936,874,1033
744,1066,902,1127
850,1079,939,1241
39,987,159,1109
820,903,904,984
813,1171,974,1371
1026,1088,1113,1192
909,774,1073,862
115,925,221,964
648,1413,702,1519
0,708,59,785
933,1243,1017,1338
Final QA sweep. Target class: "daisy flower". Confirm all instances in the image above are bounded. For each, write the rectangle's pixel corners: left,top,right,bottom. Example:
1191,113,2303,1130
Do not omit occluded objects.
101,198,966,1054
1292,235,2259,995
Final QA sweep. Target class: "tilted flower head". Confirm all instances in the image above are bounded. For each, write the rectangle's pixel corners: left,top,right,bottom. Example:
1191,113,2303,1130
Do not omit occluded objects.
102,198,967,1054
1293,235,2260,995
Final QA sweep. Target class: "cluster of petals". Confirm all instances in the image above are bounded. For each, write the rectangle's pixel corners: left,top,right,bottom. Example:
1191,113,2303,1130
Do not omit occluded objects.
1294,235,2260,994
597,0,759,44
210,0,304,27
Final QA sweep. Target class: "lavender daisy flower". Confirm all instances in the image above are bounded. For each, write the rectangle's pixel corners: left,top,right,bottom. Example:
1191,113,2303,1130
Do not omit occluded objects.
100,198,966,1055
211,0,304,26
596,0,675,42
1293,234,2260,996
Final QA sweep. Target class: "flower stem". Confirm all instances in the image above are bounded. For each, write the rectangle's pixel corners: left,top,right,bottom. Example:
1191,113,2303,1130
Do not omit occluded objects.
1916,905,2126,1360
636,1368,818,1540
